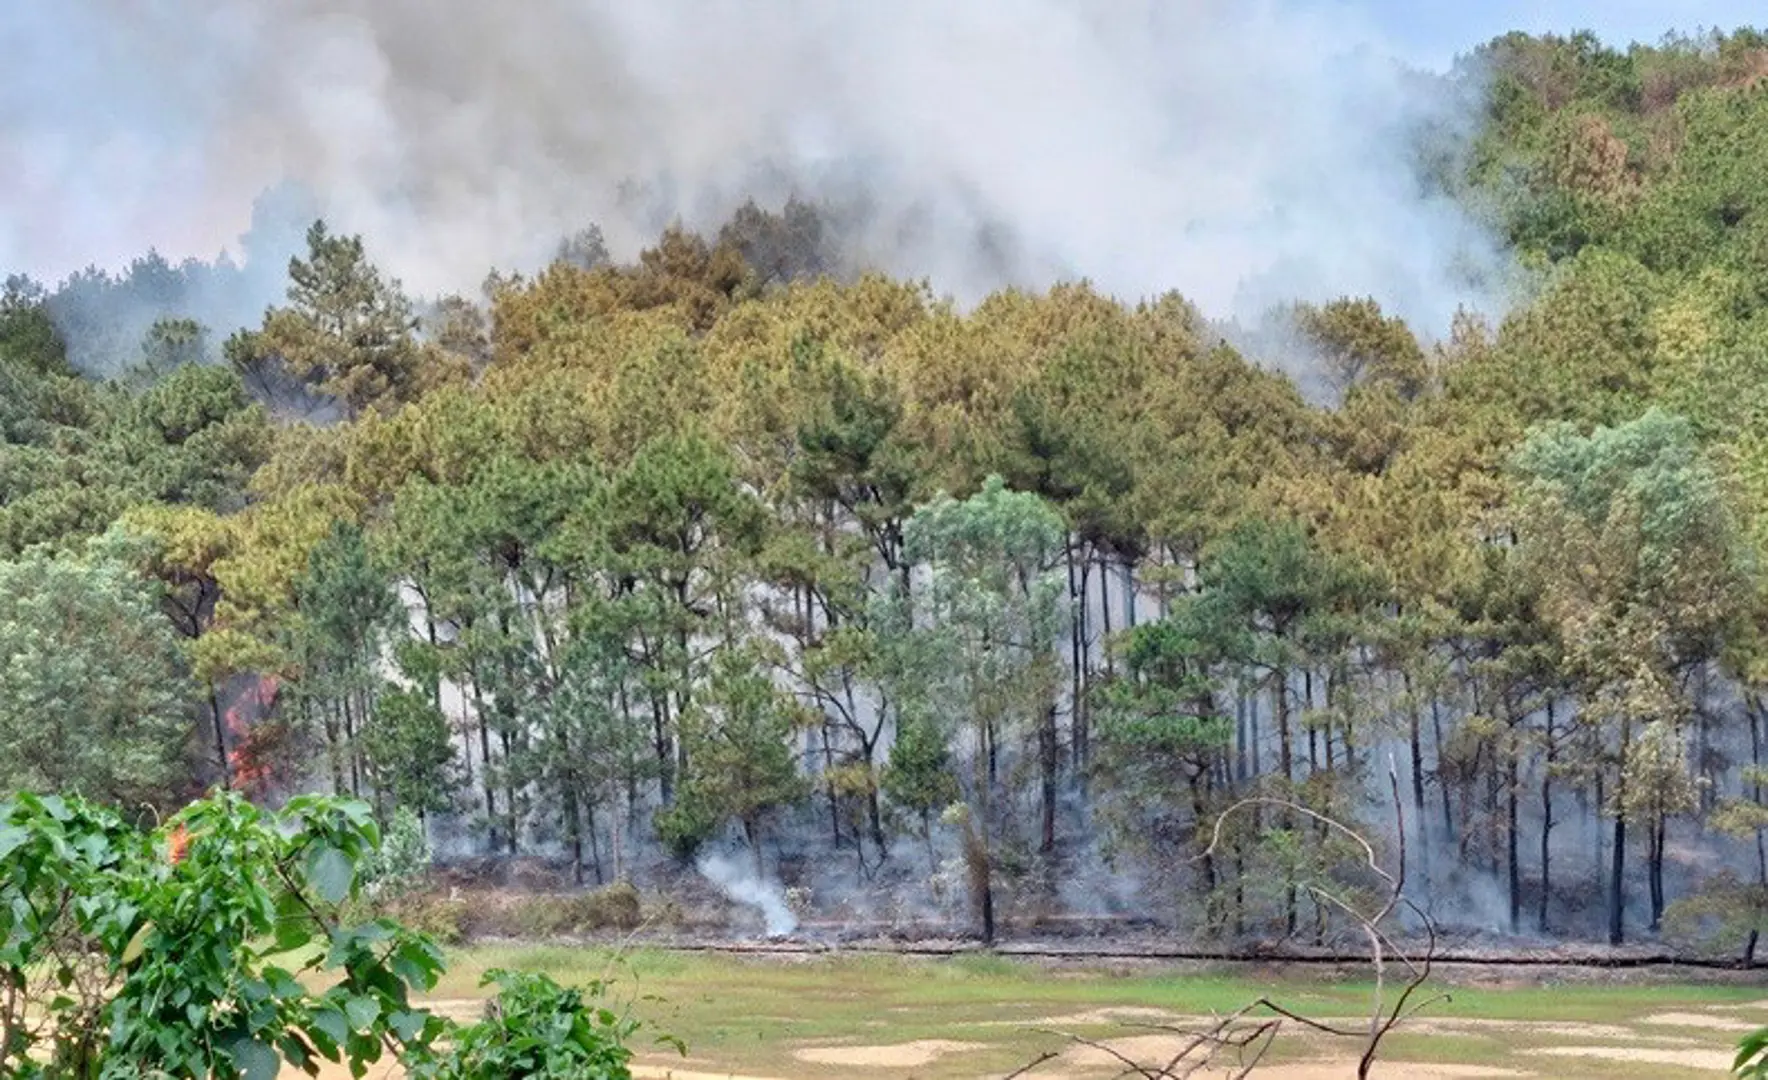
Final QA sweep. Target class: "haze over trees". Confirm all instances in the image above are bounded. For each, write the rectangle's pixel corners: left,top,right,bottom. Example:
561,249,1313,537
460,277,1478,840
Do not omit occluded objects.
8,28,1768,955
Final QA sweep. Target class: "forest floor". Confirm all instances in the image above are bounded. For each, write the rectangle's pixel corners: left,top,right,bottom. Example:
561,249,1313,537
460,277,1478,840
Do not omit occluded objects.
294,946,1768,1078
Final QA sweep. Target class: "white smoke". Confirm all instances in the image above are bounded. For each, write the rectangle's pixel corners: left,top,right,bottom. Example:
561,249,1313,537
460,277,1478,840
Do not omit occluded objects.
696,851,798,938
2,0,1511,334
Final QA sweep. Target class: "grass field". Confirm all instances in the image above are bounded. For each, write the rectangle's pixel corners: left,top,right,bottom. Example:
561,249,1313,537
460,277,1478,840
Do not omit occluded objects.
348,946,1768,1078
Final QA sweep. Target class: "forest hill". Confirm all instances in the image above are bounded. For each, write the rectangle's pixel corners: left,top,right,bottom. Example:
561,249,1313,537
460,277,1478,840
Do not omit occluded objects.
4,30,1768,956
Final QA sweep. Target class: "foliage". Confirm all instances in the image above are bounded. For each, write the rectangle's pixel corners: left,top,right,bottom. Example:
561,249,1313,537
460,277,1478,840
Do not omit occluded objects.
408,969,674,1080
0,545,192,808
20,25,1768,957
1742,1024,1768,1080
362,692,456,816
360,806,434,902
0,791,664,1079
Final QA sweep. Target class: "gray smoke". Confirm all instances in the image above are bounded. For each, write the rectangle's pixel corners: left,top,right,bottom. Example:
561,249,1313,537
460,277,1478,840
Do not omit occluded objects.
2,1,1512,336
696,851,798,938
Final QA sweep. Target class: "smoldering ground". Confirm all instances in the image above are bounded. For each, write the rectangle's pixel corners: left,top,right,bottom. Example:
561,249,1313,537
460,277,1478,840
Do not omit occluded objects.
3,0,1512,363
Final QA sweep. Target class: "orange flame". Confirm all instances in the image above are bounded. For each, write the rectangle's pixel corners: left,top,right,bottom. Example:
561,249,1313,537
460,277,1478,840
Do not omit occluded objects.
226,675,282,795
167,824,190,866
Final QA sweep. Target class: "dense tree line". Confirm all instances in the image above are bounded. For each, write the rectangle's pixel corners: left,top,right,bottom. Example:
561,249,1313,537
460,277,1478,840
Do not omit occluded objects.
6,30,1768,951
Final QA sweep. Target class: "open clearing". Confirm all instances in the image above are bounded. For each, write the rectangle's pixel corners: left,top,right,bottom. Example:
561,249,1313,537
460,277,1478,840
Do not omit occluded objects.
293,947,1767,1078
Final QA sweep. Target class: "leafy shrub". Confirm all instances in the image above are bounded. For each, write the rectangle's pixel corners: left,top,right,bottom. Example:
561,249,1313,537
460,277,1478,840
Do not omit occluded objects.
361,806,434,901
653,793,720,861
0,791,671,1079
1,790,448,1079
1742,1025,1768,1079
408,969,681,1080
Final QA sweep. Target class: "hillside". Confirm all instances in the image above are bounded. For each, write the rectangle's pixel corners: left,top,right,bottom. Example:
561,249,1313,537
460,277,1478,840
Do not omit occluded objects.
4,29,1768,954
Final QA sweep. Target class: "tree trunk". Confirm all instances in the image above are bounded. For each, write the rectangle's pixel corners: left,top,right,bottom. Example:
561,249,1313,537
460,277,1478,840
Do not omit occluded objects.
1235,693,1249,787
1276,667,1293,786
1305,669,1318,774
1275,667,1296,938
821,722,842,848
1431,694,1454,844
651,691,673,804
500,727,518,856
1539,701,1556,934
1648,814,1666,932
1609,718,1630,946
980,865,996,945
587,800,603,885
470,675,498,855
1040,703,1058,854
1097,552,1114,676
342,693,361,798
1506,751,1520,933
209,684,230,787
1067,541,1087,777
1404,671,1428,890
566,781,585,886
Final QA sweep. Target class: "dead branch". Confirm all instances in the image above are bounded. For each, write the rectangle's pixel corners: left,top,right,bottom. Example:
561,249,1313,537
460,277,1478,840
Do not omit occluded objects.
1008,756,1443,1079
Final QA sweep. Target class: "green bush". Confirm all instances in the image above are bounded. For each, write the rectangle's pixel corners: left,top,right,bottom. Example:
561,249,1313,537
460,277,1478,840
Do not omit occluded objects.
0,791,671,1079
361,806,434,900
407,969,682,1080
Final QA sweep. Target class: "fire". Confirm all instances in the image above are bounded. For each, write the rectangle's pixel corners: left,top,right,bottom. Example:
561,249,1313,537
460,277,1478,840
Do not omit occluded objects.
225,674,282,795
167,824,190,866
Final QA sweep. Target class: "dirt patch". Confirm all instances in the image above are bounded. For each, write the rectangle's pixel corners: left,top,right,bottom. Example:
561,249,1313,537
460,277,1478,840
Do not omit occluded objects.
1062,1033,1210,1069
1405,1018,1642,1041
1256,1067,1531,1079
1019,1005,1189,1028
633,1067,785,1080
1060,1034,1536,1077
1640,1011,1761,1032
1526,1045,1737,1071
792,1039,987,1068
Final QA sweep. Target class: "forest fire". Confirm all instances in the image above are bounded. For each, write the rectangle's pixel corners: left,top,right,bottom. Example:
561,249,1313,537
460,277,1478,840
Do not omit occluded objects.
224,674,282,796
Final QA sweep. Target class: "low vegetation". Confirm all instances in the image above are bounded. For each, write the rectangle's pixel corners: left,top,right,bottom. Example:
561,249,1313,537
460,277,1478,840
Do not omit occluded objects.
0,791,674,1079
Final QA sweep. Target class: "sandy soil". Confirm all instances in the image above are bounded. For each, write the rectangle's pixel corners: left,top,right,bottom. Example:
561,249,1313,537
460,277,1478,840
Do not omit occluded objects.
1253,1066,1531,1079
1639,1010,1763,1032
634,1068,786,1079
1019,1005,1190,1027
1524,1044,1739,1070
791,1038,988,1068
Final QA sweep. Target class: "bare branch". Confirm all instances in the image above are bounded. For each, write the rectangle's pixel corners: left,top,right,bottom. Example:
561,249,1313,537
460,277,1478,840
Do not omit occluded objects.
1010,759,1442,1080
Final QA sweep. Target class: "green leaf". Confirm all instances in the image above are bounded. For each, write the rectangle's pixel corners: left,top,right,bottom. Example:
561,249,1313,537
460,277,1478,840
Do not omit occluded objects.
306,845,354,905
388,1008,428,1043
265,967,306,1000
0,824,30,860
271,889,312,953
228,1036,282,1080
311,1007,350,1046
121,921,154,965
344,995,381,1031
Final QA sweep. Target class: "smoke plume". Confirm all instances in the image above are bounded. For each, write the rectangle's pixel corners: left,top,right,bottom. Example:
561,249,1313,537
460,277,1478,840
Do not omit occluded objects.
2,1,1510,335
696,852,798,938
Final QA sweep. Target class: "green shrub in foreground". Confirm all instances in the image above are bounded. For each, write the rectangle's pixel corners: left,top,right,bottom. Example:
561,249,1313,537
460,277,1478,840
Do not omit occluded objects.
0,790,674,1079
